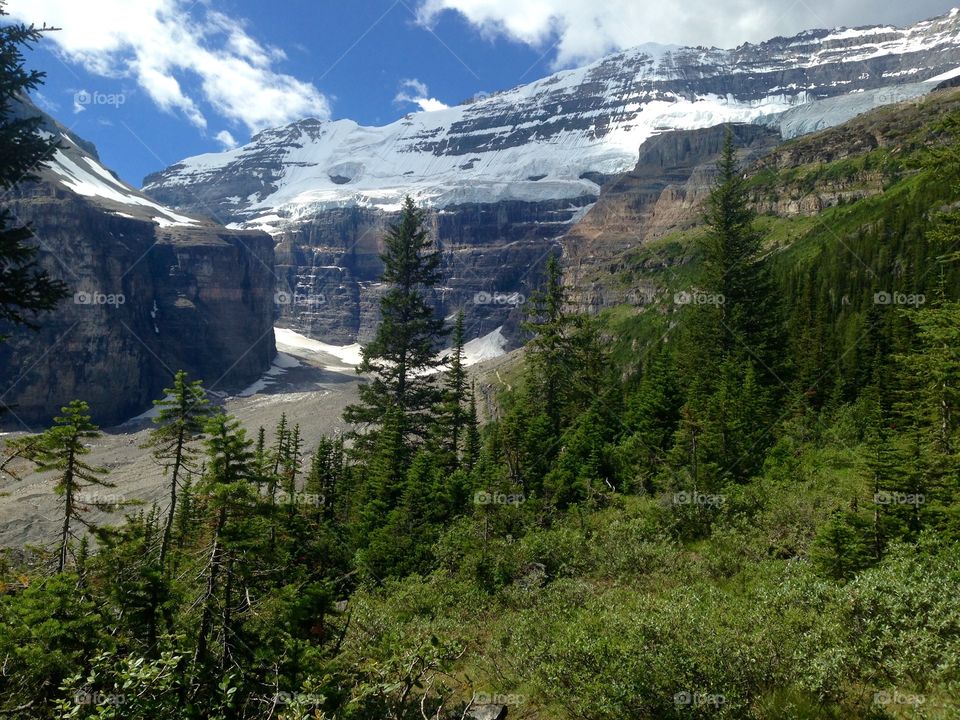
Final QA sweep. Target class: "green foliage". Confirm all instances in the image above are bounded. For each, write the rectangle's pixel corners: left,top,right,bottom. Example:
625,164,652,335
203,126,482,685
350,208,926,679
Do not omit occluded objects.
344,195,447,454
7,74,960,720
0,6,68,339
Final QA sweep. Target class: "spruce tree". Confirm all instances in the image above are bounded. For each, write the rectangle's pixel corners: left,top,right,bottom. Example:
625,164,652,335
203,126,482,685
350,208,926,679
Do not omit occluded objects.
305,435,345,522
194,412,254,677
143,371,211,570
26,401,114,572
674,127,782,483
699,126,780,367
523,254,574,439
0,8,68,340
344,196,447,455
464,381,481,472
436,309,469,463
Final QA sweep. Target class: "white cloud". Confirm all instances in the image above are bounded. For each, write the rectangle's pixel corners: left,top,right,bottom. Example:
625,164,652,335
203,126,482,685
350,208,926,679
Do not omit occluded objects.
394,78,450,113
7,0,331,135
215,130,238,150
416,0,956,67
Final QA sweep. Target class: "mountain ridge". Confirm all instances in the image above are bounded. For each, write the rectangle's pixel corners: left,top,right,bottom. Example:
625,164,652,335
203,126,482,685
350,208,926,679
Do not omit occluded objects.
143,8,960,233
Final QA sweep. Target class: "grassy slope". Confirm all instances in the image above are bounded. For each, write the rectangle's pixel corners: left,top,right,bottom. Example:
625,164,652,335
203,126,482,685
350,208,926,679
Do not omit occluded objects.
338,94,960,719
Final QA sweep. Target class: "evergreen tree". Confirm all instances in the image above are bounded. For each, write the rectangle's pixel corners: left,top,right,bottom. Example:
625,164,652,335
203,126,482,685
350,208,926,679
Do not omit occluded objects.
344,196,447,456
194,412,255,680
674,127,782,483
0,8,68,340
305,435,345,523
143,371,211,570
698,126,781,368
616,350,682,493
26,401,114,572
436,309,469,463
522,254,573,438
464,381,481,472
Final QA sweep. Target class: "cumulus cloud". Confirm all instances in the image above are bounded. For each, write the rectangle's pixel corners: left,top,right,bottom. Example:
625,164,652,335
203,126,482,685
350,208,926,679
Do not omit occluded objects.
6,0,331,134
215,130,239,150
394,78,451,113
416,0,955,67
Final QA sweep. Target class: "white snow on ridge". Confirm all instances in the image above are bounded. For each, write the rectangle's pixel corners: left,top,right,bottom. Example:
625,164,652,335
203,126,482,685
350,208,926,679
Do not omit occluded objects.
48,146,197,228
171,93,799,235
274,325,508,376
145,9,960,235
926,66,960,83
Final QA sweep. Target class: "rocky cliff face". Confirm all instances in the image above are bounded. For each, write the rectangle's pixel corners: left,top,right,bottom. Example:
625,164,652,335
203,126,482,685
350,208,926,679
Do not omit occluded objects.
562,123,782,308
141,10,960,344
0,108,276,428
559,87,960,311
270,199,579,344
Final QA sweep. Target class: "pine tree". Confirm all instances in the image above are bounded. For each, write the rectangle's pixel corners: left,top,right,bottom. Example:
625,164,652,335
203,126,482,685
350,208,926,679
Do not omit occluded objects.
0,10,68,340
305,436,345,522
436,309,469,463
699,126,780,368
674,127,782,483
523,254,573,439
345,196,447,456
283,423,303,499
616,350,682,493
464,381,481,472
143,371,211,570
26,401,114,572
194,412,254,677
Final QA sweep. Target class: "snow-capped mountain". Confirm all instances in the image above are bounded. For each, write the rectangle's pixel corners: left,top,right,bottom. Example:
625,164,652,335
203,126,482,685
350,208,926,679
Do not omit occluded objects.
145,9,960,234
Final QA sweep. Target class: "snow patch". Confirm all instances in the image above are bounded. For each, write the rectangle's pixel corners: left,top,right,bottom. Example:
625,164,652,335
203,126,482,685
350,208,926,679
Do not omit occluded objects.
239,352,302,397
461,326,509,366
275,327,363,368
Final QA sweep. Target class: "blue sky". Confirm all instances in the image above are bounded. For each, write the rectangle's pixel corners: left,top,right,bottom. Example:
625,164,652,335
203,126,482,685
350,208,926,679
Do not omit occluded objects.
7,0,955,187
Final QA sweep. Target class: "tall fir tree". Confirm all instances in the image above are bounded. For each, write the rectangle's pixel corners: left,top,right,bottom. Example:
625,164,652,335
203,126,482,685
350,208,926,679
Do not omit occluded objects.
194,412,255,680
464,381,481,472
674,127,782,484
344,195,447,457
436,309,469,464
25,401,114,572
143,371,211,570
522,254,575,439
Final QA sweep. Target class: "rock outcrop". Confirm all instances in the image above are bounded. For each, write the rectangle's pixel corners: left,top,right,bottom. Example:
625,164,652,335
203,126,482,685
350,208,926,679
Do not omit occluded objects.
562,123,782,309
0,106,276,428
